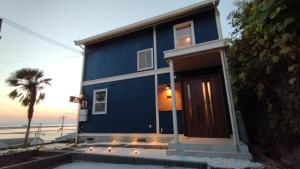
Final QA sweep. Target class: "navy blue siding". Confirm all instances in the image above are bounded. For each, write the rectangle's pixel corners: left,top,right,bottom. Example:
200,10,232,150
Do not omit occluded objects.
156,9,219,68
80,76,156,133
159,111,184,134
158,73,184,134
84,28,153,81
80,8,219,134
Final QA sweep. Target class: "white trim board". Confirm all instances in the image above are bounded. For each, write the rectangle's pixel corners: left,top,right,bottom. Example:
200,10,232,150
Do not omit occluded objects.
164,39,229,59
153,26,160,134
83,67,170,86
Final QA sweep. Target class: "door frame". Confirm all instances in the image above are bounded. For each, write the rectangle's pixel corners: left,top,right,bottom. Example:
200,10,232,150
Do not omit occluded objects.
180,73,230,137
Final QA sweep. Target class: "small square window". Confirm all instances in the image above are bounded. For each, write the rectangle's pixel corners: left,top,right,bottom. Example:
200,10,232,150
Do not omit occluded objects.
137,48,153,71
93,89,108,114
174,21,195,49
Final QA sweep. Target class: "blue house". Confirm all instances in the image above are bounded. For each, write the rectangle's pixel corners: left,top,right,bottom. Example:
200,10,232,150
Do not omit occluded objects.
75,0,251,159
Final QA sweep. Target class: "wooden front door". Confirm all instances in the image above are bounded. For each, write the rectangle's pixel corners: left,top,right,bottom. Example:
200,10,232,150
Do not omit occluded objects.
183,74,229,138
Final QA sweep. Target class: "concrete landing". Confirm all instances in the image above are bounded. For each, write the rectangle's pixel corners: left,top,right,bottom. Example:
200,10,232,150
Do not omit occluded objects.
167,137,252,160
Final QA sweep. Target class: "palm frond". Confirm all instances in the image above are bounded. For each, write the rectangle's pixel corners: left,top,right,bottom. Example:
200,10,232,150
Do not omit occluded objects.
38,78,52,85
14,68,41,81
6,68,51,107
36,93,45,104
34,71,44,81
6,78,19,87
21,96,30,107
8,89,19,100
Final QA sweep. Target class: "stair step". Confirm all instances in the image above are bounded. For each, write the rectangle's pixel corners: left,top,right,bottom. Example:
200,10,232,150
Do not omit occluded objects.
167,148,252,160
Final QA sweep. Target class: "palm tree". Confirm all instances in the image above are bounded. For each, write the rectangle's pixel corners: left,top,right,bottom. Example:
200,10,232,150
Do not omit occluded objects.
6,68,52,147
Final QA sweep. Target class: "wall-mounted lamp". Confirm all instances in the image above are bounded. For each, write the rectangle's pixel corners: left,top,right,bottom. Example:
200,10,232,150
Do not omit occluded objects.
166,84,172,98
165,84,170,90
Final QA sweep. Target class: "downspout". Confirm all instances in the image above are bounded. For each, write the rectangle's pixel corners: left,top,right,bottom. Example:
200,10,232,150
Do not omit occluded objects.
74,41,85,144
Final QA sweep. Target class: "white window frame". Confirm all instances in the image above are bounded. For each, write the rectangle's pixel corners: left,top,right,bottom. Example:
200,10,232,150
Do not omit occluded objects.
92,88,108,115
137,48,154,71
173,20,196,49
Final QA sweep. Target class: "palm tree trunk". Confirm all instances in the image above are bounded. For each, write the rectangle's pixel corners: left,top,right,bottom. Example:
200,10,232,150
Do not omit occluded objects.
24,118,32,147
23,85,37,147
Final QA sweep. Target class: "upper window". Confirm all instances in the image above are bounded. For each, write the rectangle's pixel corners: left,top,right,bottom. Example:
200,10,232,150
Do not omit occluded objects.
93,89,108,114
137,48,153,71
173,21,195,49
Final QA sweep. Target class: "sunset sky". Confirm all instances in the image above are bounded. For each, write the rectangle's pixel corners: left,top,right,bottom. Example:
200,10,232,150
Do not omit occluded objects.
0,0,235,127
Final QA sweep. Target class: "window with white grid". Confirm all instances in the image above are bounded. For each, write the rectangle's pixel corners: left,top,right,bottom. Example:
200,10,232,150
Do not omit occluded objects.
137,48,153,71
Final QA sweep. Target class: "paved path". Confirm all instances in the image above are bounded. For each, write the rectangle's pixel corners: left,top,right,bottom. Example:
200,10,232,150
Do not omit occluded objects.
54,161,194,169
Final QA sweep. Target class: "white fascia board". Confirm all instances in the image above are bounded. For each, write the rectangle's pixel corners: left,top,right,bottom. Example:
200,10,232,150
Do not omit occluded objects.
82,67,170,86
74,0,219,46
163,39,229,60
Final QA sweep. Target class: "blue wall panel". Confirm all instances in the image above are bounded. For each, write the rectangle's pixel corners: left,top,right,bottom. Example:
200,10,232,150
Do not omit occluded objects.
156,9,218,68
159,111,184,134
80,76,156,133
84,28,153,81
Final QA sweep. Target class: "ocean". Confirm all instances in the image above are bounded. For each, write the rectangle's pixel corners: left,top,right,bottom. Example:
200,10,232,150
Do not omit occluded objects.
0,125,76,141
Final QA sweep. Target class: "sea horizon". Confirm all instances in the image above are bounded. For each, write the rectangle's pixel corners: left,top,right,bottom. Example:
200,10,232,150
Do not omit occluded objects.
0,123,76,129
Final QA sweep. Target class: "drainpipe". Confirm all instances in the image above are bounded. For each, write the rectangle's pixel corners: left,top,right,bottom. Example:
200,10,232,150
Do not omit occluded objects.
169,60,179,144
74,43,85,144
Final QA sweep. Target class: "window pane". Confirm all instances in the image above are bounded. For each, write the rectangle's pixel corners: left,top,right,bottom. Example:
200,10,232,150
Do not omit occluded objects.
139,54,146,69
96,91,106,102
138,49,153,70
95,102,106,112
176,24,192,38
145,51,152,68
175,23,193,48
176,35,193,49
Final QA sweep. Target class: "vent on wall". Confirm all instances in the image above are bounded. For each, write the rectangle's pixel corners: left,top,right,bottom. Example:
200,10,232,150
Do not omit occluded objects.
137,48,153,71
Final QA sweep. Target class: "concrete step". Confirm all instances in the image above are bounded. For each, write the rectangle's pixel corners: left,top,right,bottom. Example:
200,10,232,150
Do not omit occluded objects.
168,143,249,153
167,148,252,160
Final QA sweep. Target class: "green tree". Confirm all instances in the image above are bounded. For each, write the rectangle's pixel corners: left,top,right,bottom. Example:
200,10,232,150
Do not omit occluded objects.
6,68,51,147
228,0,300,147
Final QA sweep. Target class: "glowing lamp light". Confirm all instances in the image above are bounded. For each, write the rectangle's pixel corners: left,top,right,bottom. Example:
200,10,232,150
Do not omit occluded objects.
107,147,112,152
112,140,116,143
152,142,157,144
89,147,95,152
131,141,136,144
186,37,191,43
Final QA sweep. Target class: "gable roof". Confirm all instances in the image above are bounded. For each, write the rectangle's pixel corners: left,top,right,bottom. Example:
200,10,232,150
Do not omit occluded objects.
74,0,219,46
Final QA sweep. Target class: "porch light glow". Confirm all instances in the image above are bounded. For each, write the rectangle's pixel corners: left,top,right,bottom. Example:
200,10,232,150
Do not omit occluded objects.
165,84,172,97
112,140,116,143
107,147,112,152
166,88,172,97
186,37,191,43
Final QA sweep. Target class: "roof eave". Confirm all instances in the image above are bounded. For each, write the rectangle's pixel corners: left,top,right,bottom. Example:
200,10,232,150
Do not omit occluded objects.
74,0,219,46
